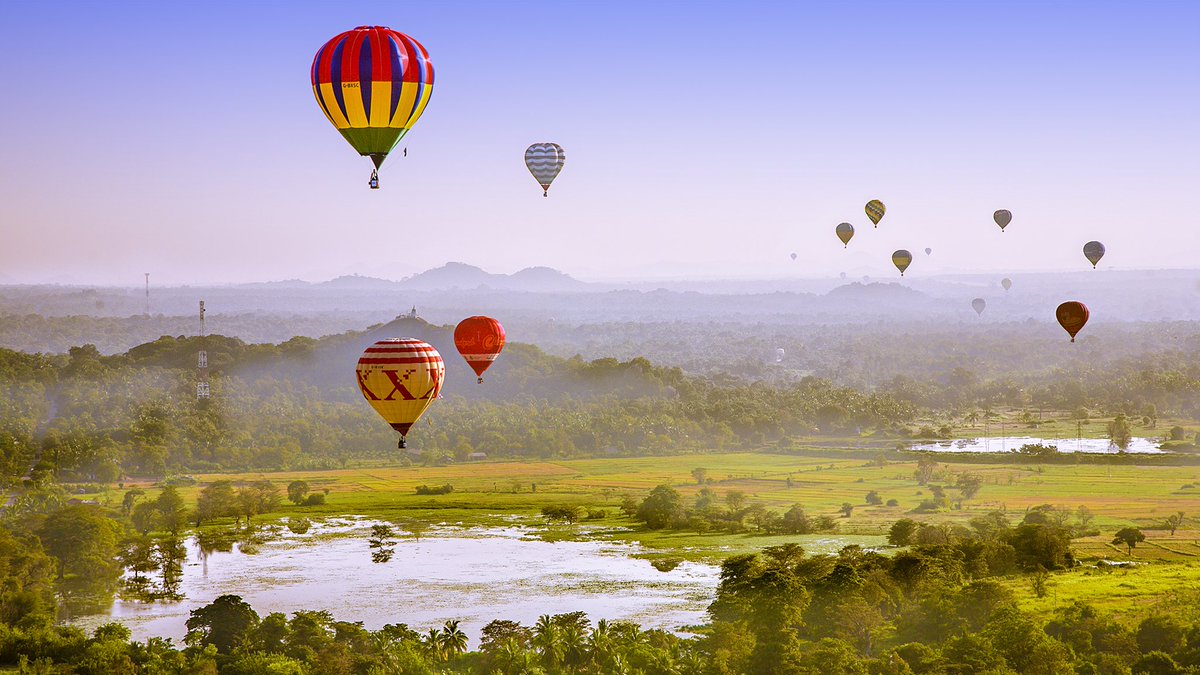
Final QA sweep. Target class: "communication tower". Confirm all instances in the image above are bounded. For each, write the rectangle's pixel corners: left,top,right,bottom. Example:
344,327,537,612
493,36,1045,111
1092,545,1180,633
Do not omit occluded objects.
144,273,150,316
197,300,210,400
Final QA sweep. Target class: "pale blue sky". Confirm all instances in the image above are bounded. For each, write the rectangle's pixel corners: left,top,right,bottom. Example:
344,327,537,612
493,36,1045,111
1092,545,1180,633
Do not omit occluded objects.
0,1,1196,284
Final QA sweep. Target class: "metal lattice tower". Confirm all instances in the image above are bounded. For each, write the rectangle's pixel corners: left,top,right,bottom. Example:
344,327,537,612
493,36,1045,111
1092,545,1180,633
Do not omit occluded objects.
197,300,210,399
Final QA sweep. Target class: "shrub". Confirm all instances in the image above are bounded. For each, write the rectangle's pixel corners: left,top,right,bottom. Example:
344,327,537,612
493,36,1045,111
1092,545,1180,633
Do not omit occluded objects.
303,493,326,506
415,484,454,496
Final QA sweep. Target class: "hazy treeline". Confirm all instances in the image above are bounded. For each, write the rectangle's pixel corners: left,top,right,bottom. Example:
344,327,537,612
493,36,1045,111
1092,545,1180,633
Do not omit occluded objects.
6,313,1200,480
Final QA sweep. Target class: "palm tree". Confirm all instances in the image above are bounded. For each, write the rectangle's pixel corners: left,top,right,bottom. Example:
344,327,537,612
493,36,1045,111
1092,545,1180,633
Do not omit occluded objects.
533,615,563,669
423,628,444,661
559,621,588,670
439,619,468,657
964,410,980,429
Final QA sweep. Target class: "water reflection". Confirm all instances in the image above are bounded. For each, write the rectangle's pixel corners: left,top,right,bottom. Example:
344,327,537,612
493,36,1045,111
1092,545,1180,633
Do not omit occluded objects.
77,518,720,644
910,436,1163,454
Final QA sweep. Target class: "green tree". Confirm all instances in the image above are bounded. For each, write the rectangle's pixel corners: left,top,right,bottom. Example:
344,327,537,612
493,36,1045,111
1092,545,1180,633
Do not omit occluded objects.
636,485,684,529
1108,414,1132,450
1137,615,1186,654
1113,527,1146,555
865,490,883,506
185,594,260,654
888,519,919,546
691,467,708,485
955,473,983,500
154,486,188,535
37,504,123,611
1165,512,1184,536
195,480,237,527
840,503,854,518
287,480,310,505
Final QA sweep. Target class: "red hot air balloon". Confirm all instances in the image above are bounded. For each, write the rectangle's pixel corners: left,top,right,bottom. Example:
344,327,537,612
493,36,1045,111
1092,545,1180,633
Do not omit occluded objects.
454,316,506,383
1056,302,1089,342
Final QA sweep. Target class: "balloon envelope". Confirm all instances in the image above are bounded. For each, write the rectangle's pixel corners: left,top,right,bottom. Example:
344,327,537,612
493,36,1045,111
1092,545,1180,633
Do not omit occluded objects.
1056,301,1089,342
994,209,1012,231
972,298,986,315
892,250,912,276
1001,278,1012,291
356,338,444,440
836,222,854,247
924,247,932,255
526,143,566,196
454,316,506,383
790,252,798,261
1083,241,1106,268
311,26,434,170
865,200,886,227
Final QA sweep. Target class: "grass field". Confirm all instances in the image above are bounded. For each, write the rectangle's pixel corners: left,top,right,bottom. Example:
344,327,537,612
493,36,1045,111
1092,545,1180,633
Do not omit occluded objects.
106,451,1200,557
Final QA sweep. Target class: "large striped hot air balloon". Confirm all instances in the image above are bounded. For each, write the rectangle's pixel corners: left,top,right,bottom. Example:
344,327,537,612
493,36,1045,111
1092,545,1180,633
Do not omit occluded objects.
454,316,506,383
525,143,566,196
355,338,444,448
311,26,434,188
892,249,912,276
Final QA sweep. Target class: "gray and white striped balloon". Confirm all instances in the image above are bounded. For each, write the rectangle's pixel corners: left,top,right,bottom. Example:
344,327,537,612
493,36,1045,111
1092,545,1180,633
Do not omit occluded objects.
525,142,566,196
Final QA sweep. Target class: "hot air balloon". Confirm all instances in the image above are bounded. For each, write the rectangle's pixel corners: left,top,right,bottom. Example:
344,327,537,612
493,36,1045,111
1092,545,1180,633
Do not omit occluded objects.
790,252,798,261
312,26,434,189
454,316,506,384
774,348,785,363
836,222,854,248
1056,301,1089,342
924,247,932,256
1001,278,1012,291
994,209,1012,232
356,338,444,447
972,298,986,315
865,200,886,227
840,272,847,280
892,250,912,276
1083,241,1106,268
526,143,565,196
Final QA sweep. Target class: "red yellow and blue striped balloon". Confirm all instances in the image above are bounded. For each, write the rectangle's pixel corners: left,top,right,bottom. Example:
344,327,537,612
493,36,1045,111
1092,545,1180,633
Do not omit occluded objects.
311,26,434,171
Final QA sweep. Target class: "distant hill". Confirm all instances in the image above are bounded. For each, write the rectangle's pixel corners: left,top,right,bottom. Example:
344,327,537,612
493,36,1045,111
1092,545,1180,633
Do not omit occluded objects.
321,274,401,289
399,263,587,292
826,282,926,300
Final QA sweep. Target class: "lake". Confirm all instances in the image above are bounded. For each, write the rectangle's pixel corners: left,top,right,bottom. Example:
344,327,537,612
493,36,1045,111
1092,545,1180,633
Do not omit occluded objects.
72,517,721,643
910,436,1163,454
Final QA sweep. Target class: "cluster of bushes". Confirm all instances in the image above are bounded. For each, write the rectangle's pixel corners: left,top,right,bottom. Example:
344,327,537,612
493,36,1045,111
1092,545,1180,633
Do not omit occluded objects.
415,484,454,496
624,484,839,535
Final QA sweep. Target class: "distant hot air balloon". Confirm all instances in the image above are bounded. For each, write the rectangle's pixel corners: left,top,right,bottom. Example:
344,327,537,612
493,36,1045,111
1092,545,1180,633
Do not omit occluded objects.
526,143,565,196
356,338,444,447
1001,278,1012,291
454,316,506,383
1056,301,1089,342
865,200,886,227
892,250,912,276
790,252,798,261
836,222,854,248
774,348,785,363
924,247,932,256
972,298,986,315
1083,241,1106,269
840,272,847,280
312,26,435,189
994,209,1012,232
